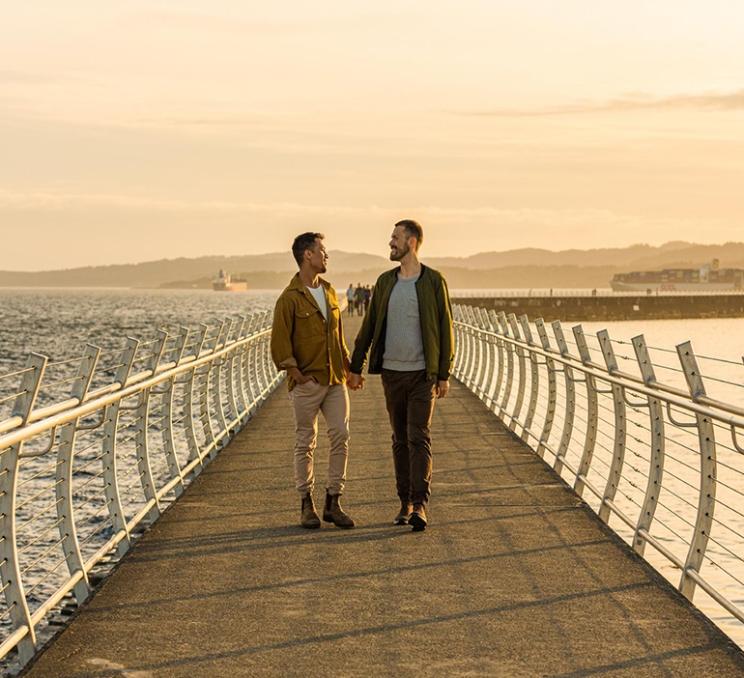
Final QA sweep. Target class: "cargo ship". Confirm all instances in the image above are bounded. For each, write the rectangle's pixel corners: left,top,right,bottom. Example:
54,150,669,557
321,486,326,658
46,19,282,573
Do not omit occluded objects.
611,259,744,292
212,270,248,292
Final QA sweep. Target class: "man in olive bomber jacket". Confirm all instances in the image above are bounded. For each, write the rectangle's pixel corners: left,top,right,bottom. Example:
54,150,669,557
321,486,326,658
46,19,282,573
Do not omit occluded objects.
348,220,454,532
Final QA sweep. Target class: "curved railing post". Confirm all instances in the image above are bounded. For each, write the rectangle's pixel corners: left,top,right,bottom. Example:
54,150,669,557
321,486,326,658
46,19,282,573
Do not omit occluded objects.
183,325,208,475
135,331,168,522
535,319,556,460
211,320,231,439
488,310,505,415
451,306,460,377
198,324,219,461
232,317,249,422
631,335,665,556
458,306,470,385
457,306,470,380
572,325,598,497
479,309,498,409
160,328,188,498
101,338,138,558
596,330,627,523
56,344,100,605
507,314,526,434
518,315,539,444
242,315,259,414
0,354,47,663
474,308,490,400
551,321,575,476
453,306,465,378
259,311,272,397
462,306,477,388
677,341,716,601
497,312,514,423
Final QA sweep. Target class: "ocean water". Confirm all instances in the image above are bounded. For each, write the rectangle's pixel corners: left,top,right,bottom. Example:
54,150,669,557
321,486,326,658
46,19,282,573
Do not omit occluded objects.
0,288,743,649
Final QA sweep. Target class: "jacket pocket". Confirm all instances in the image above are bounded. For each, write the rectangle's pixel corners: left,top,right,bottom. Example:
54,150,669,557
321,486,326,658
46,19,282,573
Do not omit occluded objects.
294,307,323,337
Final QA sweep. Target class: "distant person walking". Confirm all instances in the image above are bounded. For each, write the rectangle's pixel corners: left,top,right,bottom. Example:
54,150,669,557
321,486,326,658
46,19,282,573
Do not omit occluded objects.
363,285,372,313
271,233,355,530
354,283,365,316
346,284,355,316
348,220,454,532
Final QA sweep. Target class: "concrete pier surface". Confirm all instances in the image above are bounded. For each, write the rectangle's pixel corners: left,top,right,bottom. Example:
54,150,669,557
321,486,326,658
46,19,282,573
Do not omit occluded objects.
24,317,744,677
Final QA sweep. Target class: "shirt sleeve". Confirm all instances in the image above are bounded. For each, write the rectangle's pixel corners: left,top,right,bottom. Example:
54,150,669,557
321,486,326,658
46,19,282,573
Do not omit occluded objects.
270,295,297,370
437,276,455,381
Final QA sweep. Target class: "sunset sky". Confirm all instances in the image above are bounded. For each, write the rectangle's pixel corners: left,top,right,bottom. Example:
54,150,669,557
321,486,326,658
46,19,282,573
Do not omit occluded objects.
2,2,743,270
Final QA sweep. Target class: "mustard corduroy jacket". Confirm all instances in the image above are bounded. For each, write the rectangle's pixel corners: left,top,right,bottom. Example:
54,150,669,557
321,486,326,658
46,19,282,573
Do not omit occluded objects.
270,274,350,391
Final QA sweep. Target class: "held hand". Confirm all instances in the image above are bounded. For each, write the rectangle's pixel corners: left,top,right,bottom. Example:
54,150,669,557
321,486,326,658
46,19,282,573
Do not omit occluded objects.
347,373,365,391
436,380,450,399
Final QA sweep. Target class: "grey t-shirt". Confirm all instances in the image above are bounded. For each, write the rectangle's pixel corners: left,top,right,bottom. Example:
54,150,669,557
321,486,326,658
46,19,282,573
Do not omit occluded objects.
383,272,425,371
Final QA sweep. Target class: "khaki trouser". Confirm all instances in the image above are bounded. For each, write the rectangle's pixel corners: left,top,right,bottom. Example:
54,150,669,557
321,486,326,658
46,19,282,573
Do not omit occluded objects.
289,381,350,495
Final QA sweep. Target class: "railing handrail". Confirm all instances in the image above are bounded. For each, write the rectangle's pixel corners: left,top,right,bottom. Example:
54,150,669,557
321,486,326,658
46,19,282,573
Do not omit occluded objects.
0,328,272,447
454,316,744,426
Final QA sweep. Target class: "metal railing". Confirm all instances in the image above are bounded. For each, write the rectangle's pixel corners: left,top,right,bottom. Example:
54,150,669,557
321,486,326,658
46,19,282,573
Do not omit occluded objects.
0,311,281,667
453,304,744,637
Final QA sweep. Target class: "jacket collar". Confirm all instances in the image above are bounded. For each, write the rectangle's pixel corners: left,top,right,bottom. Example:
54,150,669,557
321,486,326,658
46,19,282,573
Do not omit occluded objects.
385,263,428,283
288,273,334,316
288,272,331,292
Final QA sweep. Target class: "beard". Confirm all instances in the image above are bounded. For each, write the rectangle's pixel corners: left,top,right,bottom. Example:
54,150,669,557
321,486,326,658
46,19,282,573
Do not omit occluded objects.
319,262,328,273
389,242,410,262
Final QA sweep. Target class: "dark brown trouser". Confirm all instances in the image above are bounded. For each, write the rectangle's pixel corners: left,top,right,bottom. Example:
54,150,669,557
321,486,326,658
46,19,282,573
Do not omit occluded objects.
381,369,437,505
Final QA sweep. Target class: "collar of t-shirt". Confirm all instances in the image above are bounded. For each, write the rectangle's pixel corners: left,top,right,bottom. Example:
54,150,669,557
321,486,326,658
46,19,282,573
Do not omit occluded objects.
306,285,328,320
397,270,420,283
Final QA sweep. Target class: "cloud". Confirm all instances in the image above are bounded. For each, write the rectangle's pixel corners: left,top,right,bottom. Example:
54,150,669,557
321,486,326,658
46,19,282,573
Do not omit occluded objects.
0,190,729,239
0,69,59,85
456,90,744,117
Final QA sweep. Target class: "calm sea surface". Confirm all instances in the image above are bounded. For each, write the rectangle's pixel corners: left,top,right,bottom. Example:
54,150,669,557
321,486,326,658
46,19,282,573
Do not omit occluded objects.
0,289,743,646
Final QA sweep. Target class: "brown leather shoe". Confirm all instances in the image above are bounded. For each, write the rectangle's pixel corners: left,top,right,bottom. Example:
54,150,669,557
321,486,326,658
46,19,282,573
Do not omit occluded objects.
394,500,413,525
410,503,428,532
323,492,355,529
300,493,321,529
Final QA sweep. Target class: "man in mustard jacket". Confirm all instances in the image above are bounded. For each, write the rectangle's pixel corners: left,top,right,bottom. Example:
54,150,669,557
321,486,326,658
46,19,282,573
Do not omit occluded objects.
271,233,355,529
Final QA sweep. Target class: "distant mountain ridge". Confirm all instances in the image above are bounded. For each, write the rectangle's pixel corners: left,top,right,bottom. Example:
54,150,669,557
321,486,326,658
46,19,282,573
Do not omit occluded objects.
428,241,744,270
1,242,742,289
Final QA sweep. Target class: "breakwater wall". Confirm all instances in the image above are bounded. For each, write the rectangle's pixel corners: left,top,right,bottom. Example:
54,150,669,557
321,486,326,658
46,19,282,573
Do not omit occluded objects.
451,294,744,321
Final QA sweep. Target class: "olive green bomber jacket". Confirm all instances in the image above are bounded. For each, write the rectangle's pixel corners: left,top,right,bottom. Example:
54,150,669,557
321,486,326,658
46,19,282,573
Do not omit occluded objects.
350,265,454,381
271,274,350,391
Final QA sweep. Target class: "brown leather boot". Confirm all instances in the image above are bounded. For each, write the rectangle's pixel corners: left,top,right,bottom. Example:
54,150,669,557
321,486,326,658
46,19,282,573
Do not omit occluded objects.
300,493,321,529
394,500,413,525
410,503,428,532
323,491,355,529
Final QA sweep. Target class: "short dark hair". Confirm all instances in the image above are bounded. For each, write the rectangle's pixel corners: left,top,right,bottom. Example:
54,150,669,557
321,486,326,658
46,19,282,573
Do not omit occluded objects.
395,219,423,250
292,232,324,267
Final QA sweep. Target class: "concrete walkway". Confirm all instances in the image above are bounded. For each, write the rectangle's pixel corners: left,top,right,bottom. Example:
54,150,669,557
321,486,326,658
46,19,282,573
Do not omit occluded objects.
25,317,744,677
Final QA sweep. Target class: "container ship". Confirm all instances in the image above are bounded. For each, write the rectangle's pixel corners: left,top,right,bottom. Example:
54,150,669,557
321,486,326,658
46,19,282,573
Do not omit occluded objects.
611,259,744,292
212,270,248,292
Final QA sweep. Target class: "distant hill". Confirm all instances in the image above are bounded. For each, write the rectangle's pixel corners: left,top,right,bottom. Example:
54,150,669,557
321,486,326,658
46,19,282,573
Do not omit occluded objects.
0,252,389,289
426,241,744,271
1,242,742,289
